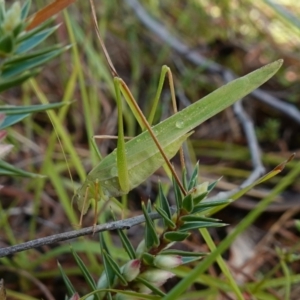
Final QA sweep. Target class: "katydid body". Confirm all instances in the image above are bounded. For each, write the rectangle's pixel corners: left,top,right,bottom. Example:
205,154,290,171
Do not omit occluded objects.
76,59,283,215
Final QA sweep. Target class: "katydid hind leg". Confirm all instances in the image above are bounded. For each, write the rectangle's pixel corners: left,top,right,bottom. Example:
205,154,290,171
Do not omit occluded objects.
114,77,130,195
165,67,186,171
118,78,187,195
143,65,187,191
148,65,169,126
92,135,132,161
146,65,186,183
92,179,99,233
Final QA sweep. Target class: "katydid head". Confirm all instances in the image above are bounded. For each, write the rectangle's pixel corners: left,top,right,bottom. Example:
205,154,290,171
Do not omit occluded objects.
75,176,114,216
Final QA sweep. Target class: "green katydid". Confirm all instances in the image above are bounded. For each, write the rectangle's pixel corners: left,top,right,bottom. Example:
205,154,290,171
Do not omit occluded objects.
75,57,282,222
76,0,282,225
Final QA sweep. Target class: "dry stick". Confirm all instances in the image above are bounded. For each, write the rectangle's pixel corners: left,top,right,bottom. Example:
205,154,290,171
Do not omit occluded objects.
0,209,174,258
233,208,300,297
124,0,300,202
242,206,300,272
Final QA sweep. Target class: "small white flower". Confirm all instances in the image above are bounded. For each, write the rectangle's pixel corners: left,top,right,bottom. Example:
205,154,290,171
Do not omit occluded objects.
140,269,175,287
154,255,182,269
121,259,141,282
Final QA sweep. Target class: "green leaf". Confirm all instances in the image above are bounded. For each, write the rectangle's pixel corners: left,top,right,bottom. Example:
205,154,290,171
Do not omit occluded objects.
142,202,160,249
2,47,67,78
0,70,39,92
70,247,100,300
161,249,208,257
110,209,136,260
163,231,190,242
180,215,220,222
0,113,30,130
181,256,203,265
182,167,188,191
117,228,136,260
57,261,76,297
158,182,171,220
0,34,14,54
21,0,31,20
182,193,193,213
179,221,227,232
172,175,182,211
0,159,45,178
16,26,60,54
12,22,25,38
99,233,115,288
192,191,208,206
135,277,166,297
191,199,231,214
146,199,152,214
103,250,127,286
188,162,199,190
0,101,69,130
142,253,155,266
4,45,62,65
111,290,160,300
207,179,220,192
154,205,176,229
17,19,53,43
0,101,69,115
